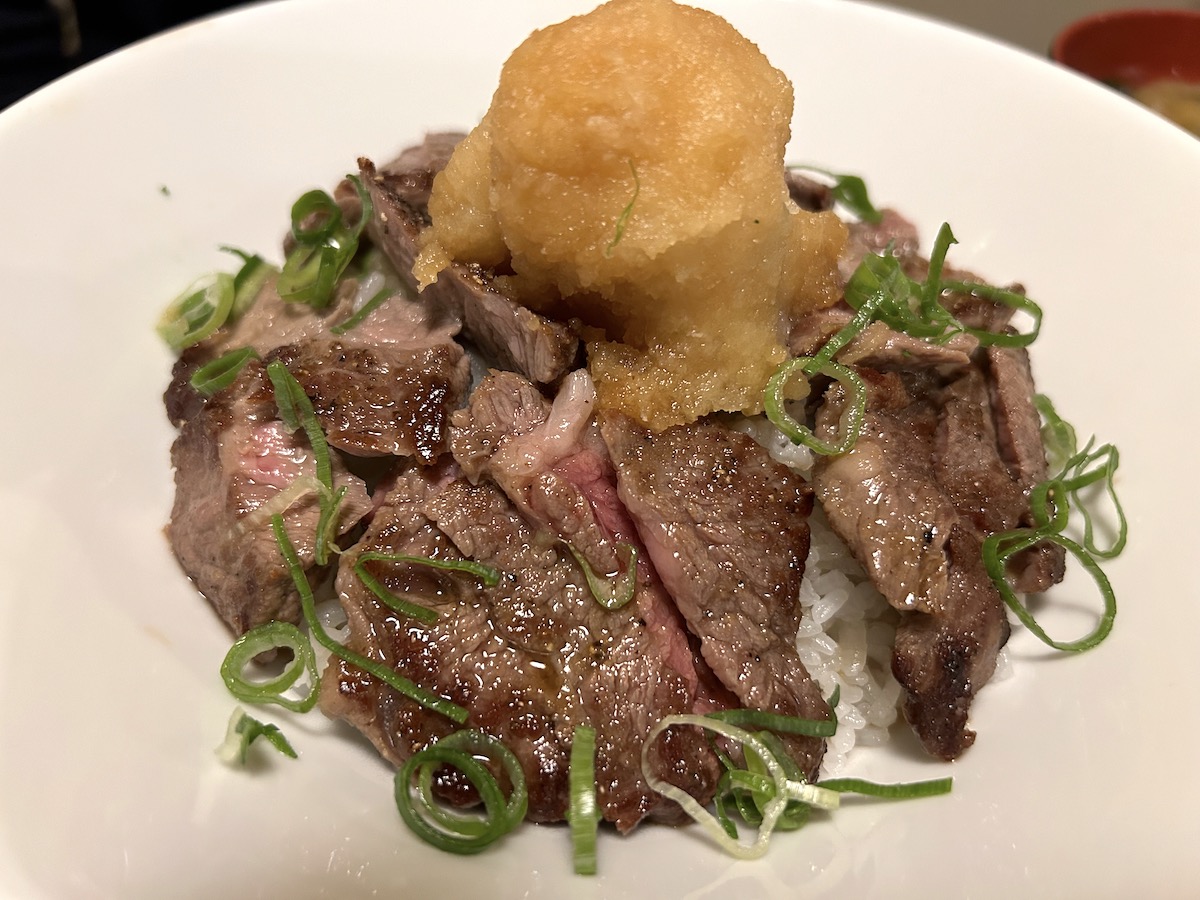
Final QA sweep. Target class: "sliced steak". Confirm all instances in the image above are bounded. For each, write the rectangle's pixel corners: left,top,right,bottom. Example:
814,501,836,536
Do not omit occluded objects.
789,302,977,373
784,170,834,212
600,413,829,779
813,370,956,616
163,277,357,428
267,336,468,462
378,132,466,212
891,525,1010,760
813,357,1059,758
359,156,579,385
450,369,731,713
321,469,720,832
166,359,371,635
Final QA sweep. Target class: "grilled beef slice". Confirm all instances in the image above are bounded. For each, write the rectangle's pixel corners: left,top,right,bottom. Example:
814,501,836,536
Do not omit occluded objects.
600,413,830,780
166,360,371,635
320,466,721,831
812,361,1064,759
450,369,735,714
359,155,579,385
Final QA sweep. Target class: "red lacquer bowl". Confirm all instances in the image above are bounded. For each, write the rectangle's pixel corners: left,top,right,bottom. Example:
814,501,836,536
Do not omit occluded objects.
1052,8,1200,87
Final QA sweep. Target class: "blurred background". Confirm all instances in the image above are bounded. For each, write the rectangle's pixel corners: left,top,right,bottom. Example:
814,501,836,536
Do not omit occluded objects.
3,0,1200,110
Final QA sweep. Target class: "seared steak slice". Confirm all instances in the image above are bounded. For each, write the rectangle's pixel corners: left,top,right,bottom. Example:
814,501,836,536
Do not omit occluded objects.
378,132,466,212
984,345,1066,592
813,357,1060,758
359,156,579,385
813,371,956,615
891,525,1010,760
789,302,977,373
163,277,357,428
451,370,732,713
322,469,720,832
267,336,469,462
600,414,829,779
166,360,371,635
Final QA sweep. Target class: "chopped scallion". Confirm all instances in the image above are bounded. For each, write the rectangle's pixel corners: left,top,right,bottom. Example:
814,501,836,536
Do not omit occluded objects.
265,360,340,565
982,405,1125,652
706,687,840,738
219,621,319,713
155,272,235,351
215,706,298,765
277,175,373,308
189,346,258,396
568,725,599,875
764,356,866,456
354,551,502,626
604,161,639,256
394,729,527,854
565,542,638,610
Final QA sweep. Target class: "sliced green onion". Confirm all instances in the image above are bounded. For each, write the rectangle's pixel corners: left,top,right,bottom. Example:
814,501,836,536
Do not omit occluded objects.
706,687,840,738
604,161,639,256
311,484,348,567
394,730,526,854
265,360,341,565
565,542,638,610
330,285,394,335
277,175,373,308
215,706,298,765
568,725,599,875
764,356,866,456
941,279,1042,347
786,165,882,223
983,398,1125,652
1033,394,1078,475
289,189,343,244
189,346,259,396
271,515,469,724
354,552,503,626
156,272,235,351
241,474,323,529
219,621,319,713
220,246,278,319
415,730,528,834
983,529,1116,651
818,776,953,800
1056,438,1126,559
641,715,839,860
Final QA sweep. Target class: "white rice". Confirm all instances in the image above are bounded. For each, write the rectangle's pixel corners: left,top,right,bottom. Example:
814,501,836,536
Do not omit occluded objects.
732,414,902,776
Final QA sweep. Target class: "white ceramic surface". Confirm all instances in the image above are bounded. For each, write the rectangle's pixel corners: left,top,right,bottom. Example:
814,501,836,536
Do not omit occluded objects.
2,1,1198,897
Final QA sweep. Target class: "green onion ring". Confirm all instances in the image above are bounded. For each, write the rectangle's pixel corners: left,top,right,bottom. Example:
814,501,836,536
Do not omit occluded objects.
189,346,258,396
289,188,342,244
706,695,839,738
983,529,1116,652
764,356,866,456
641,715,839,860
354,552,503,626
416,730,528,836
565,542,638,610
330,285,394,335
156,271,235,351
818,776,953,799
568,725,599,875
395,746,509,854
219,621,319,713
